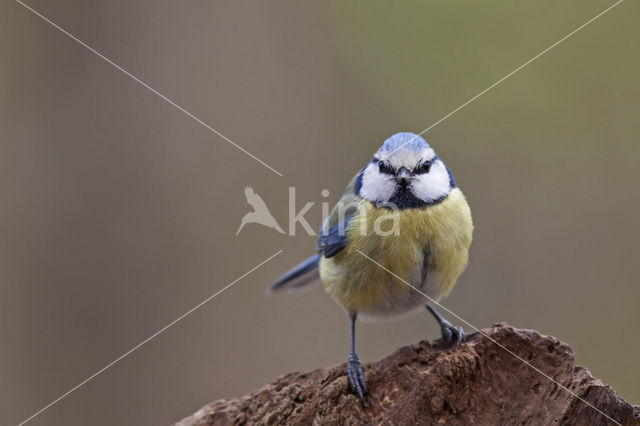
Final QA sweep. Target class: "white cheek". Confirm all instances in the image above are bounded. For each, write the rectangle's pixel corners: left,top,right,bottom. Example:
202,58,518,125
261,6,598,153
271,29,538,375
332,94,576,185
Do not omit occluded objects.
360,165,396,203
411,160,451,202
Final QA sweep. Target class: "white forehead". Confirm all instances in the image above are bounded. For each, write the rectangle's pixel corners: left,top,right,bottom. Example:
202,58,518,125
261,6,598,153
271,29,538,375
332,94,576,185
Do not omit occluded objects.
380,146,436,169
376,132,436,169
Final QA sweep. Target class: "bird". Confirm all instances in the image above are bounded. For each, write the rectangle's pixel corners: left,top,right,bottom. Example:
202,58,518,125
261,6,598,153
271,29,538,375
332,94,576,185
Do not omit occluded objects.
267,132,473,402
236,186,285,235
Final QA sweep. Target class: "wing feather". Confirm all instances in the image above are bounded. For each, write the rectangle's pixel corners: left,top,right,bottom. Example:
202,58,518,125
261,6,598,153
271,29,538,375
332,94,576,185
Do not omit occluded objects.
267,254,320,293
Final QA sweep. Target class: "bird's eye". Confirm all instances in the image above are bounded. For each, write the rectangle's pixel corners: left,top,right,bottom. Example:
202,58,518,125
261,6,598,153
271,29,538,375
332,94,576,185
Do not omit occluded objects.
414,161,431,174
378,161,394,175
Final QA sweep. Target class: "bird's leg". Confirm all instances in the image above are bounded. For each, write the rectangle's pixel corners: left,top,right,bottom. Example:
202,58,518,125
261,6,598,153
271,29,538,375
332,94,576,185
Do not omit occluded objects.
347,312,367,402
426,304,464,346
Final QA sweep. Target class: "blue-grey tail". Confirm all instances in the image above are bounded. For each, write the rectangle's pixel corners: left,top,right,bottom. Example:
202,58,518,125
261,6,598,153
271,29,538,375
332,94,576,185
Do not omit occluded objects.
267,254,320,293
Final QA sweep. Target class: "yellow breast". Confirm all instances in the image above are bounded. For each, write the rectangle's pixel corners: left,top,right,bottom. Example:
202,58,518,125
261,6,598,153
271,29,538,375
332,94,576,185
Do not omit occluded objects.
319,188,473,319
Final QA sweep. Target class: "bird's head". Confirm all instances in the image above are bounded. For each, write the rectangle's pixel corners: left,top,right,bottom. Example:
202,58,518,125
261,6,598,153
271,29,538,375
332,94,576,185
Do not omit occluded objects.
355,132,456,209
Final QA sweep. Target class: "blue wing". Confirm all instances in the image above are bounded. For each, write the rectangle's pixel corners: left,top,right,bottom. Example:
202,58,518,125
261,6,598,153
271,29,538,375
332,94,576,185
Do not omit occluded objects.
267,254,320,293
317,216,353,258
268,171,362,294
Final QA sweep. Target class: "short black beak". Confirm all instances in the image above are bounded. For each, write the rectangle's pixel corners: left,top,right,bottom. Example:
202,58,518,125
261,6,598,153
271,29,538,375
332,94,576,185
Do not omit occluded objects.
395,167,411,186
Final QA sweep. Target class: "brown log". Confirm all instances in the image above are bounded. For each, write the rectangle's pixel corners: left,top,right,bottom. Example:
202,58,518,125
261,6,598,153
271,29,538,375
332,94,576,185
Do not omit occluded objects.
174,323,639,425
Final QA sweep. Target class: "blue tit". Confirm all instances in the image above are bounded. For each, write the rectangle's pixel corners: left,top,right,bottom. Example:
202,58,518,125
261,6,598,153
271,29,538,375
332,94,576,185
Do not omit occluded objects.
268,132,473,401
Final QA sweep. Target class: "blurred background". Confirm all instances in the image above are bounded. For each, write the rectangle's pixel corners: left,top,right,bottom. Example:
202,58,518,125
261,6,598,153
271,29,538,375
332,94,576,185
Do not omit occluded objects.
1,0,638,424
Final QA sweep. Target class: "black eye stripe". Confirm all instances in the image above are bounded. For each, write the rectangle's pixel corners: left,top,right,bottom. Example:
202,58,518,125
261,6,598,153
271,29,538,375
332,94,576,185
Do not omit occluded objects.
377,160,394,175
371,157,435,175
414,160,433,174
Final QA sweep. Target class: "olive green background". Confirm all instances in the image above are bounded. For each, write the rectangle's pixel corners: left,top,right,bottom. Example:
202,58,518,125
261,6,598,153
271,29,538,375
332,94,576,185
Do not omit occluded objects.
1,1,638,425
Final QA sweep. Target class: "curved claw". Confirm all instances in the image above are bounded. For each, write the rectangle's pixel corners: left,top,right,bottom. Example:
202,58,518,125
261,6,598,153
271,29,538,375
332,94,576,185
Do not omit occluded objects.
347,352,368,403
453,325,464,346
440,321,464,346
441,325,453,344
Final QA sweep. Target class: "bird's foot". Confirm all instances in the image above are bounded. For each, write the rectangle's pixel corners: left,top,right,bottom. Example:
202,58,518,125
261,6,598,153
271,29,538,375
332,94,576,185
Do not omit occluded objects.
439,320,464,346
347,352,368,403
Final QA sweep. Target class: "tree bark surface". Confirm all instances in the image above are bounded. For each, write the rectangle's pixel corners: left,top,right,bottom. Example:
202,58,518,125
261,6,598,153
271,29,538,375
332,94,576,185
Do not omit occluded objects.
174,323,639,425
